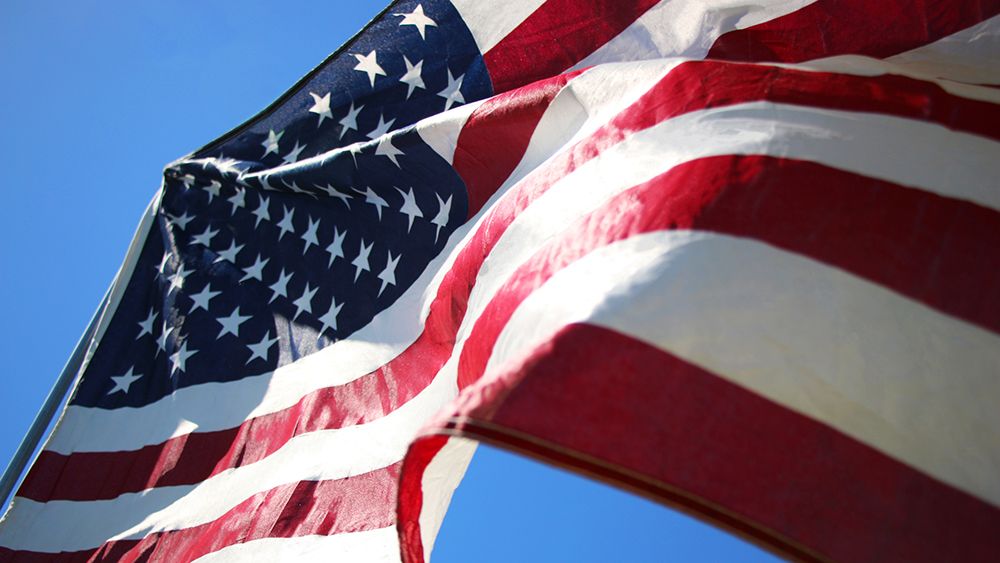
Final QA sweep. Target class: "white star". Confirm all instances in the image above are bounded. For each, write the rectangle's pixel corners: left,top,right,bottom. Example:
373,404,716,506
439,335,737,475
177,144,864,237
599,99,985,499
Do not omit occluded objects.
348,143,364,167
216,306,251,339
352,239,373,282
268,268,293,304
190,225,219,247
282,141,307,165
285,181,310,196
308,91,333,126
396,187,423,232
357,187,389,220
286,181,317,199
168,264,192,292
157,252,173,276
302,216,320,253
366,113,396,140
292,283,318,320
276,205,296,240
352,50,386,87
169,212,194,231
108,367,142,395
169,340,198,375
189,283,221,312
214,240,244,264
325,227,347,267
261,129,283,157
213,157,243,176
396,4,437,39
241,254,269,283
431,194,452,242
317,298,343,337
181,174,196,190
398,56,425,98
156,324,174,355
259,174,282,192
318,184,351,207
246,330,279,365
375,136,404,167
137,308,158,339
438,70,465,111
251,194,271,228
205,180,221,203
338,102,363,139
378,251,400,296
228,187,246,215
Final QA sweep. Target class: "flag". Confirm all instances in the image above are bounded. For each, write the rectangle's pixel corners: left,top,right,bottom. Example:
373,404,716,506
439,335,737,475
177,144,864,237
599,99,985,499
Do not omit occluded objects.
2,1,999,562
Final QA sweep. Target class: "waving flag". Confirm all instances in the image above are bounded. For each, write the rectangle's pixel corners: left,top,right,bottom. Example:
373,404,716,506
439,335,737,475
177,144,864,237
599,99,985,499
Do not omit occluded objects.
1,1,999,562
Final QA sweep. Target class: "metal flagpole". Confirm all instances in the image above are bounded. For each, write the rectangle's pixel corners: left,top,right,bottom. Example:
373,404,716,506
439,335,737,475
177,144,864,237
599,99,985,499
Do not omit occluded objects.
0,290,109,512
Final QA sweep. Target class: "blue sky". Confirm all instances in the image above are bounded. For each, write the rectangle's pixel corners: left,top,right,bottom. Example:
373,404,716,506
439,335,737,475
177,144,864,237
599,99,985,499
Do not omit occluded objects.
0,2,779,561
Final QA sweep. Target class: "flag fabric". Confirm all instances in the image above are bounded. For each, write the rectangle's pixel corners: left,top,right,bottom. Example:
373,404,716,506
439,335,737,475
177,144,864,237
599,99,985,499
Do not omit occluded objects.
2,1,999,561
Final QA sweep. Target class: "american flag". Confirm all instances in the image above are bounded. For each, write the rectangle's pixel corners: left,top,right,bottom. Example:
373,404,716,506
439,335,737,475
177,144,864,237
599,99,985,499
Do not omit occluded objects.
2,0,999,561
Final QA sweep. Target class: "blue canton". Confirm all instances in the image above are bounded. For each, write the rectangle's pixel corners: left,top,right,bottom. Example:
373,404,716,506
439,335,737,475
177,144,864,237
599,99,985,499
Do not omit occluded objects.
72,0,494,408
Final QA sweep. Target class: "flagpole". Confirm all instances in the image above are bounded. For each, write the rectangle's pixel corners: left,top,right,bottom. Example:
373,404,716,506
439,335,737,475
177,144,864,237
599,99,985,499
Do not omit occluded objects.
0,290,109,512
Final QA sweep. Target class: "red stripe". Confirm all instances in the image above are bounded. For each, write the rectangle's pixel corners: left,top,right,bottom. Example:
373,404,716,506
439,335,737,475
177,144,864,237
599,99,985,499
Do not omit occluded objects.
441,324,1000,563
483,0,660,93
708,0,1000,63
1,465,400,562
456,155,1000,390
454,70,581,218
24,60,1000,504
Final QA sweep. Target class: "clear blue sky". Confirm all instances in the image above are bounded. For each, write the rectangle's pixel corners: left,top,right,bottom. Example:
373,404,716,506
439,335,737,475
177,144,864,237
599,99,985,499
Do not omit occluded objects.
0,2,779,561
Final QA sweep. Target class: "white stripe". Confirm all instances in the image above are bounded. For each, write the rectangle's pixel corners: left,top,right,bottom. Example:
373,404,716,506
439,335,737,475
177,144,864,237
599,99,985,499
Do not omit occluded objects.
49,330,404,454
886,14,1000,85
46,90,1000,456
515,59,683,173
416,437,477,562
793,55,1000,104
651,103,1000,210
449,0,546,54
488,231,1000,506
572,0,816,70
192,527,400,563
0,361,457,552
416,99,483,164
